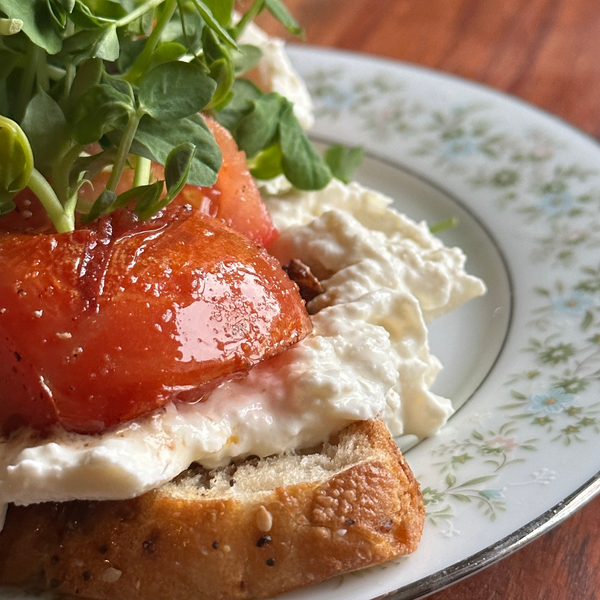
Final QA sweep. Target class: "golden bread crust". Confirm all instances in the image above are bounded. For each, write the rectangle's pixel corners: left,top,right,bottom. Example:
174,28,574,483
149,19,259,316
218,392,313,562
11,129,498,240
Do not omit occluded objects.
0,419,424,600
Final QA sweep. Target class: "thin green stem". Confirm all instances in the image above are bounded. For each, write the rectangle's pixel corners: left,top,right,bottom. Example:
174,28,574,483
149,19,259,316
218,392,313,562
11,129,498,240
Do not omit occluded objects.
63,63,76,99
116,0,165,27
54,143,85,205
16,41,37,121
178,0,198,57
35,47,49,92
0,18,23,36
133,156,152,188
27,169,73,233
233,0,265,38
429,216,459,234
106,109,144,192
124,0,178,84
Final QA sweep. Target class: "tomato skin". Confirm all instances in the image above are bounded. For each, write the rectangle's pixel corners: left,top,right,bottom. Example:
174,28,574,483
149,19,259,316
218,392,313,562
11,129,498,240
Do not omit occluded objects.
0,206,311,434
0,188,55,235
76,118,278,248
177,118,279,248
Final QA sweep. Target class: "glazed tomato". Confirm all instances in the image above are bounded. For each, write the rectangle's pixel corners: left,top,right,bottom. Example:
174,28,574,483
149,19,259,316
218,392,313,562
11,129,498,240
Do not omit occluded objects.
0,205,311,435
176,118,278,248
76,118,278,248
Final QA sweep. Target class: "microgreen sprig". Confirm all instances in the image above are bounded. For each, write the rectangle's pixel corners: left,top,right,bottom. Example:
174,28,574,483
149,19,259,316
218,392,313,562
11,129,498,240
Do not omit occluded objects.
0,0,328,233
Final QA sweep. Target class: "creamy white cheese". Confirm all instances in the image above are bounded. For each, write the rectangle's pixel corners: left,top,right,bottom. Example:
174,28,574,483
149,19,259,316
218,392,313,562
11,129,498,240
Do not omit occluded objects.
0,179,485,521
0,29,486,523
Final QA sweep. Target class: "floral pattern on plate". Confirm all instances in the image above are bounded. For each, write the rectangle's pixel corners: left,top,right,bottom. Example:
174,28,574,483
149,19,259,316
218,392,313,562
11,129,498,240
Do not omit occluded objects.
299,59,600,532
3,47,600,600
283,46,600,599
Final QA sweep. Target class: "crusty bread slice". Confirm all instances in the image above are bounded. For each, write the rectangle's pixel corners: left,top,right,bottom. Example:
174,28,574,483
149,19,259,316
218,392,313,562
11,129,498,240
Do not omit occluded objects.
0,419,424,600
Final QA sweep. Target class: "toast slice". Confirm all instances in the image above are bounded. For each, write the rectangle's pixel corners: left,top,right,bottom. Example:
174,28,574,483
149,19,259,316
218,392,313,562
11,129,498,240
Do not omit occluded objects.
0,419,424,600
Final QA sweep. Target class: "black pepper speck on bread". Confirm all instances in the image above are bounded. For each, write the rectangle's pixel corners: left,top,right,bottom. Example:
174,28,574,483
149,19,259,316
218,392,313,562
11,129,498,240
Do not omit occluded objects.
0,419,424,600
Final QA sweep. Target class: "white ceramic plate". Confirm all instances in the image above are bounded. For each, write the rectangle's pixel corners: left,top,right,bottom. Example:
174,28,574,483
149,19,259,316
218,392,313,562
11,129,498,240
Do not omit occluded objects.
2,46,600,600
279,46,600,599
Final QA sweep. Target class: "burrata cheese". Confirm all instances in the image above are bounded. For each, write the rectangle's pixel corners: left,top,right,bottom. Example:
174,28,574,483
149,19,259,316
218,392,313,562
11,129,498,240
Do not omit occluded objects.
0,179,485,520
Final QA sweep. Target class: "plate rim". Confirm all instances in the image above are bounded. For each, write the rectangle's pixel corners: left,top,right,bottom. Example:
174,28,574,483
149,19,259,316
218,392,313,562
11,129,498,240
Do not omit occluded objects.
287,43,600,599
2,41,600,600
384,471,600,600
288,42,600,155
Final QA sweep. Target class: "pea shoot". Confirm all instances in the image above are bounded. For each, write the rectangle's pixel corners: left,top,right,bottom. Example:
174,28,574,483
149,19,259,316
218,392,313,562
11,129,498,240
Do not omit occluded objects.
0,0,332,233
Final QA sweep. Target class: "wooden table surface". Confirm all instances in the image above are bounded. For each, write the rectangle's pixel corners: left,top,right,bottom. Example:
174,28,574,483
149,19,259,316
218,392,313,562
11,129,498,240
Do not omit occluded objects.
256,1,600,599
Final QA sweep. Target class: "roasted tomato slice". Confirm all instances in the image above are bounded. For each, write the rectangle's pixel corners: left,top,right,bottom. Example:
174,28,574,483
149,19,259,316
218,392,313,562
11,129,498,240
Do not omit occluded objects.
0,205,311,435
75,118,278,248
176,118,278,248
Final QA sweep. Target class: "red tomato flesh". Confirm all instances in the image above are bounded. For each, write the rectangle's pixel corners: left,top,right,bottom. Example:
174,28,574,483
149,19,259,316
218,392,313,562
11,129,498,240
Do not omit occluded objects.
76,117,278,248
0,205,311,435
176,118,279,248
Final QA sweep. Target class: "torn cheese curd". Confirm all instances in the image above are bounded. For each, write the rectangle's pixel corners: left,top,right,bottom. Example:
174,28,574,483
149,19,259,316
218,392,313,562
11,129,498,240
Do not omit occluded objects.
0,179,485,524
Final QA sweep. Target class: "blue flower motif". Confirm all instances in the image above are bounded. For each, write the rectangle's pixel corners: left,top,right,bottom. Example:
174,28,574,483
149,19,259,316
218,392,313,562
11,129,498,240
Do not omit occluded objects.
443,137,477,159
553,292,594,315
528,388,576,414
320,87,356,111
540,190,575,215
478,489,505,500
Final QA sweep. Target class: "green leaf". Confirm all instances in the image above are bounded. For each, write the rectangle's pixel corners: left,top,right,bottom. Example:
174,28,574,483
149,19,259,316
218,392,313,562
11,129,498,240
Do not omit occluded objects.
248,143,283,180
131,180,167,219
201,0,234,27
62,24,120,62
206,57,236,111
139,61,216,120
56,0,76,11
22,88,68,173
69,1,103,28
102,73,134,102
324,144,364,184
0,115,34,203
68,57,103,108
116,37,146,73
70,149,116,188
451,494,472,502
264,0,303,35
68,0,127,30
234,93,287,157
80,0,127,20
164,142,196,199
232,44,263,75
104,179,165,219
471,429,484,441
279,102,331,190
132,114,221,187
84,188,117,222
148,41,187,69
582,310,594,330
0,48,23,79
215,78,262,131
0,0,62,54
110,180,159,207
162,7,204,54
456,475,495,488
191,0,237,49
47,0,69,29
69,83,133,144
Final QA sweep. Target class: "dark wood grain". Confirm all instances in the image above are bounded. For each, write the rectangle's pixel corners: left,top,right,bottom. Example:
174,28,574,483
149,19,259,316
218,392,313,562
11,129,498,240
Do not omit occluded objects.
255,1,600,598
256,0,600,138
